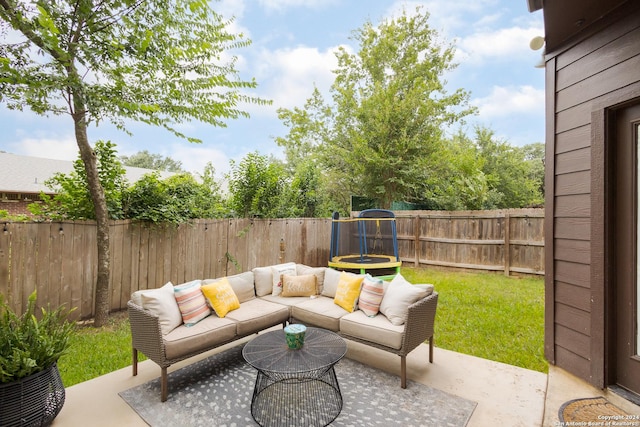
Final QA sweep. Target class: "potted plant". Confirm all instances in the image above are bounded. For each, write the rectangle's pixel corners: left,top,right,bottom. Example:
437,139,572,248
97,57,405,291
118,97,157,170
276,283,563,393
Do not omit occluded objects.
0,291,75,427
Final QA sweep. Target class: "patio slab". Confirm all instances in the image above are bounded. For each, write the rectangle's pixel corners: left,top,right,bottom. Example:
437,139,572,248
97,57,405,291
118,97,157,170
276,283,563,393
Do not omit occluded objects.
53,333,550,427
51,324,640,427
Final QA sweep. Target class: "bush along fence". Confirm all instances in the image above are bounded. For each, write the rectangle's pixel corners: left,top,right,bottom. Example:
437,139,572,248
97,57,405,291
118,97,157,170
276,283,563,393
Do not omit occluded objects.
0,209,543,319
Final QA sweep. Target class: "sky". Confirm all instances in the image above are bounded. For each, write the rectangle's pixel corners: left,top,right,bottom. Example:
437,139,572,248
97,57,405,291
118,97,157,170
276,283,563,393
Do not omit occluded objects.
0,0,545,177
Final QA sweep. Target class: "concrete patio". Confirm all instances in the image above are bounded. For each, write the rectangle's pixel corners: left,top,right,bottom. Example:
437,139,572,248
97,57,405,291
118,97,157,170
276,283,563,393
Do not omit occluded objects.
52,331,640,426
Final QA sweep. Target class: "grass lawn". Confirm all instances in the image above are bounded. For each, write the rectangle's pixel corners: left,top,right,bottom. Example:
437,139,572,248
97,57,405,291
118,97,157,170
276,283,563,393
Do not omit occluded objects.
57,312,145,387
58,266,546,387
402,267,547,373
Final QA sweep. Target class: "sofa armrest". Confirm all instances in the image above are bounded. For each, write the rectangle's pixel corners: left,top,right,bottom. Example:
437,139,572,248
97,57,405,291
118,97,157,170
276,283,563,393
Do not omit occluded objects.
400,292,438,356
127,300,167,367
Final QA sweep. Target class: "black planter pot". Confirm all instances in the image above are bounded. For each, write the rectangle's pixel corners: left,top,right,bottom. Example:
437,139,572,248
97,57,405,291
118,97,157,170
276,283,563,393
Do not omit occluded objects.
0,363,65,427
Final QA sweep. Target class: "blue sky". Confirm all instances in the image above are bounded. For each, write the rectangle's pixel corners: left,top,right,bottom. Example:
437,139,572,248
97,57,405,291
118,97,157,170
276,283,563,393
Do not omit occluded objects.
0,0,544,176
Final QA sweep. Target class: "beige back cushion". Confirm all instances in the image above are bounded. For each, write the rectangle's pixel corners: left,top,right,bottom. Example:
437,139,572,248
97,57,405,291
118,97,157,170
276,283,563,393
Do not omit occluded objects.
203,271,255,304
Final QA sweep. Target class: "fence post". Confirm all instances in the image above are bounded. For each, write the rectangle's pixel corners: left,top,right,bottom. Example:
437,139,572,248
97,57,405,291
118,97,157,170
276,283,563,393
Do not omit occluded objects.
504,213,511,276
414,215,420,267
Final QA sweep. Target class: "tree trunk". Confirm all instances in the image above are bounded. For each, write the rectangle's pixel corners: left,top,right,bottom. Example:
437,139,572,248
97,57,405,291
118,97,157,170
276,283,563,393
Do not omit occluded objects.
72,96,111,328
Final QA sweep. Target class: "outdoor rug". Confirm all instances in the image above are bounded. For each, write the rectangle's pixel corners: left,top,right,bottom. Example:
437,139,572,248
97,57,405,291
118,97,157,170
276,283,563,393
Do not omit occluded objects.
559,397,630,423
119,344,477,426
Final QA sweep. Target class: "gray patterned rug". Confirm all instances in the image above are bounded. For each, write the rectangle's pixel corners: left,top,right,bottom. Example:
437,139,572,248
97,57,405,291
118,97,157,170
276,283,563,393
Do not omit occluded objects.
119,345,476,426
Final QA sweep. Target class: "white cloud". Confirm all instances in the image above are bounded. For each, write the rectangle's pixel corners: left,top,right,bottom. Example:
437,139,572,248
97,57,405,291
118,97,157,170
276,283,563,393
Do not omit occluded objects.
245,44,345,116
258,0,337,12
168,143,231,176
455,25,544,64
472,85,544,119
386,0,500,35
12,135,79,161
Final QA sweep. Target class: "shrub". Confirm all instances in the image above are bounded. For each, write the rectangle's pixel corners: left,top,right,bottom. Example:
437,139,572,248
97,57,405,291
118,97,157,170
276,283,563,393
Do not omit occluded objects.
0,291,76,383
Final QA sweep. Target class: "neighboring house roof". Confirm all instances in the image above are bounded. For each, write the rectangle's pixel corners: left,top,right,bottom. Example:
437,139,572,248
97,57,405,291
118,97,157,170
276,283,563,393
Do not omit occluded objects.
0,152,175,194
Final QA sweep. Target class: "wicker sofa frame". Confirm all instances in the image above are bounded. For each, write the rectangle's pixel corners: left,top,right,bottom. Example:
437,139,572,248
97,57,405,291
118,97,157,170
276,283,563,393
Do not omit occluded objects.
338,292,438,388
128,268,439,401
128,300,286,402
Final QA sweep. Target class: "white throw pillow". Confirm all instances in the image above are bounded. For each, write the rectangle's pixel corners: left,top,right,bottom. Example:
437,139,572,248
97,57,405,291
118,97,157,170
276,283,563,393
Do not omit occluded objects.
379,274,432,326
321,268,343,298
271,262,297,296
253,262,296,297
134,282,183,335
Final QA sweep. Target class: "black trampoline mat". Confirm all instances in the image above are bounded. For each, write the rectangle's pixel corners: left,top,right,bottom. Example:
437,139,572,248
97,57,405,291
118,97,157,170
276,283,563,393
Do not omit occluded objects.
339,255,392,264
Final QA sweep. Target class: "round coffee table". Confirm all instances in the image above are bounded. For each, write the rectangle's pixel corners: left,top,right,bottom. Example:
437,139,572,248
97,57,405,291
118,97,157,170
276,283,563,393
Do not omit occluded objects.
242,327,347,427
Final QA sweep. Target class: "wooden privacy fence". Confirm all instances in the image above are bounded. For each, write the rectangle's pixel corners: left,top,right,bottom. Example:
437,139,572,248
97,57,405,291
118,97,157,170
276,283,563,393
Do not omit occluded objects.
0,209,543,319
0,218,332,320
394,209,544,276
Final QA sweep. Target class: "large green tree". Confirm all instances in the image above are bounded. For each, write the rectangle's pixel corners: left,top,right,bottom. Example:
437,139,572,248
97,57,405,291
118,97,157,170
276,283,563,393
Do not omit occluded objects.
277,7,475,211
0,0,267,326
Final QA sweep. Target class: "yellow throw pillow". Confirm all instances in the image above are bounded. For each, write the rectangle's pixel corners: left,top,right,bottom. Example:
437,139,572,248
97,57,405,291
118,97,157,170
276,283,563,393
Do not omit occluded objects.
333,272,364,312
201,277,240,318
281,274,317,297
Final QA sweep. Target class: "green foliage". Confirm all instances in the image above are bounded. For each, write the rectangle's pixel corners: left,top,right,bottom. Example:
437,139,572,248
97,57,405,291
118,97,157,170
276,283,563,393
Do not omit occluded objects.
0,291,76,383
120,151,184,172
123,166,226,223
227,152,286,218
279,158,332,218
433,128,544,210
29,141,127,220
521,142,545,200
0,210,30,222
29,141,228,224
0,0,270,140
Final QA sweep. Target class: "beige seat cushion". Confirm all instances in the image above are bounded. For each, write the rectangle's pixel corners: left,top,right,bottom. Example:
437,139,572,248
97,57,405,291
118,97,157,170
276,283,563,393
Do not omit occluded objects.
225,299,290,336
291,296,348,332
163,316,237,360
340,310,404,350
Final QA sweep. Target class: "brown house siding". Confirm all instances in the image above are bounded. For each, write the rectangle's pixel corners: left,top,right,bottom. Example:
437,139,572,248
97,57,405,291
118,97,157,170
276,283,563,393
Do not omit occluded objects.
546,7,640,387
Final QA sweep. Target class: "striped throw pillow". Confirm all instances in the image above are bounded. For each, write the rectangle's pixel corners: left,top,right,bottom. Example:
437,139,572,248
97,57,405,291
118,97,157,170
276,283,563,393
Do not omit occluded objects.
358,274,385,317
173,280,210,326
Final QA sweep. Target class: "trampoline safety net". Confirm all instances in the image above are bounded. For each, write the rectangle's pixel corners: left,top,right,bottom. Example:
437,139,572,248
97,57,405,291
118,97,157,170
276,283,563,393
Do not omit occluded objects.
330,209,399,263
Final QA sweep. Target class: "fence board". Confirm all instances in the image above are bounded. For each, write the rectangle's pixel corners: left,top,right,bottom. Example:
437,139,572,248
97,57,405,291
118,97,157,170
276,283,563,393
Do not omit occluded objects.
23,224,38,308
60,222,75,311
0,224,9,300
110,221,124,311
1,209,543,317
138,225,150,291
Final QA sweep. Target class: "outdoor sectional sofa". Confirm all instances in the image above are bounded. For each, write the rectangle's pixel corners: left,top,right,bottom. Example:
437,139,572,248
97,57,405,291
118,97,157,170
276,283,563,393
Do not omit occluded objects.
127,262,439,401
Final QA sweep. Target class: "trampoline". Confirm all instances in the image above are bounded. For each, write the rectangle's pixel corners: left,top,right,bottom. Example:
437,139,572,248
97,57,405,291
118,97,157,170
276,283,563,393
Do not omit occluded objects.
328,209,401,278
